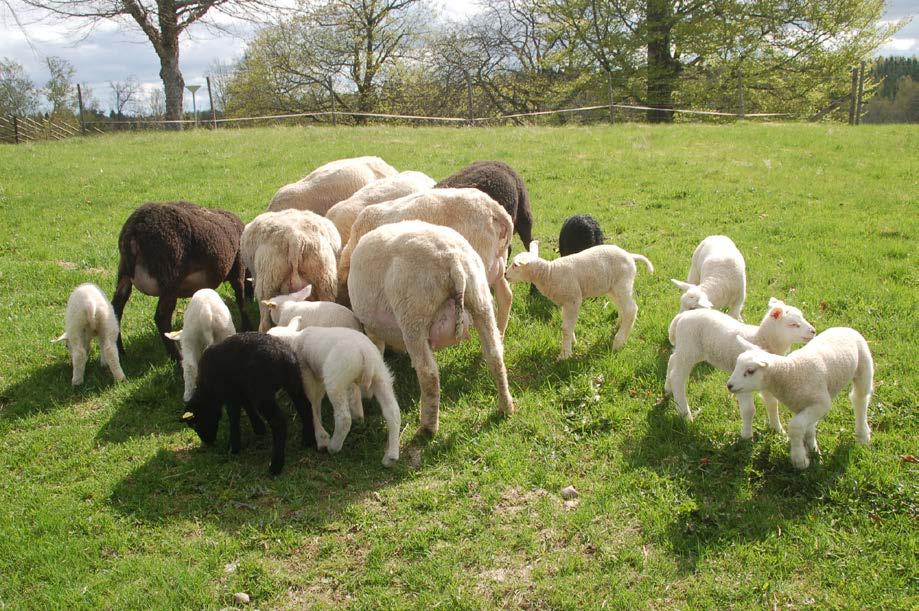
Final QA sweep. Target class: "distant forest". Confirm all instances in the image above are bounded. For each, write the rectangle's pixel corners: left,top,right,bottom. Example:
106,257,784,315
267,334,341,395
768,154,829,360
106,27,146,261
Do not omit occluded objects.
864,56,919,123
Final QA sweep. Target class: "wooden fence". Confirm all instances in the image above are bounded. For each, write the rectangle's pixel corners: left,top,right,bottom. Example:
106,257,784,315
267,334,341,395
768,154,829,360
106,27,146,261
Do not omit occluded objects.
0,115,84,144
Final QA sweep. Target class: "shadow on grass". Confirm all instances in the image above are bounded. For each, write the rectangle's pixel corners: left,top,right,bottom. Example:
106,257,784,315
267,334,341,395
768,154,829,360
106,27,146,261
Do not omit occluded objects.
623,400,857,573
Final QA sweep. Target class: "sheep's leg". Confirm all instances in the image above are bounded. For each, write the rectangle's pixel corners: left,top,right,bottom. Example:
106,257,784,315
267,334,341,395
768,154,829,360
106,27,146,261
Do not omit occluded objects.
285,378,315,448
327,386,353,455
559,301,581,360
406,335,441,436
258,398,288,475
228,256,252,331
470,304,515,415
302,370,330,451
737,392,755,440
493,272,513,337
666,353,695,421
246,405,267,436
257,300,272,333
609,291,637,351
761,391,785,435
111,275,133,355
154,295,181,363
227,401,243,455
349,385,364,423
804,422,820,456
851,362,873,445
372,379,401,467
70,338,89,386
787,401,831,469
101,336,126,383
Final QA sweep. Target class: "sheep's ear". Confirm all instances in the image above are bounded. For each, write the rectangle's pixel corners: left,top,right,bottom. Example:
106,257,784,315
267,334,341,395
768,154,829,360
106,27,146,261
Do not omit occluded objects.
292,285,312,301
287,316,302,329
529,240,539,256
262,300,277,309
52,332,68,343
671,279,692,292
181,411,195,422
769,307,783,320
736,336,760,352
756,358,770,368
164,330,182,341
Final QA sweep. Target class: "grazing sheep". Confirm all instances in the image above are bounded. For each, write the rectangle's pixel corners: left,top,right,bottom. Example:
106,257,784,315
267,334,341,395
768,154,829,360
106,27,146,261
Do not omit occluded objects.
54,283,125,385
240,209,341,331
436,160,533,252
268,319,401,466
111,201,251,363
164,288,236,402
326,170,436,244
348,221,515,436
263,285,362,331
559,214,605,257
181,332,315,475
505,242,654,359
665,298,816,438
727,328,873,469
337,188,514,334
671,235,746,320
268,156,398,214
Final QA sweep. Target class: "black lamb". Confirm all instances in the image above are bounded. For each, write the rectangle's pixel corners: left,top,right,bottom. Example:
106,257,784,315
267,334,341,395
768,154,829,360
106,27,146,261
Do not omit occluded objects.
182,332,315,475
559,214,605,257
112,201,252,362
436,160,534,253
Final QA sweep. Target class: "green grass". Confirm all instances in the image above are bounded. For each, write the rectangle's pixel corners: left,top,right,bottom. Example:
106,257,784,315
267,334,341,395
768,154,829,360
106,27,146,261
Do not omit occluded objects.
0,124,917,608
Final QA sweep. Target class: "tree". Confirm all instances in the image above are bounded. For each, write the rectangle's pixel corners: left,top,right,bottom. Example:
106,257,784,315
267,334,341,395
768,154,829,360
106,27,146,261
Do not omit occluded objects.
207,59,236,113
146,86,166,118
110,78,140,118
19,0,281,122
44,56,76,116
0,57,39,116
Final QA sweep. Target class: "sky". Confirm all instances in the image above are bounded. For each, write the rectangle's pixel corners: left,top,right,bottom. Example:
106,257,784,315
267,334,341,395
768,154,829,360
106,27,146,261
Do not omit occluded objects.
1,0,916,113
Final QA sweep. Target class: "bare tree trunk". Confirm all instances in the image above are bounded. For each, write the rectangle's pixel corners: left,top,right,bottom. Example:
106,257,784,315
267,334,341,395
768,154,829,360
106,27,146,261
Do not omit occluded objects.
158,35,184,127
646,0,676,123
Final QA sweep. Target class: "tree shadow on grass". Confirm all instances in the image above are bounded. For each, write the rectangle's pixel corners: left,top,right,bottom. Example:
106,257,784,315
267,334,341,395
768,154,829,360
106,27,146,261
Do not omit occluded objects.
623,400,858,573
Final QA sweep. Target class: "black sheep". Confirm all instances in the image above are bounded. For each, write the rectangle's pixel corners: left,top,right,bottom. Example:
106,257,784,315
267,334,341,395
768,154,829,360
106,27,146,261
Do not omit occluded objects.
112,201,252,362
559,214,605,257
436,160,534,252
182,332,315,475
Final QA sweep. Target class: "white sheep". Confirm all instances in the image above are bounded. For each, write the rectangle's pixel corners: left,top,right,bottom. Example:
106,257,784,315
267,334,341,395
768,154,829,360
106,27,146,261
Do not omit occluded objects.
337,187,514,335
727,328,873,469
671,235,746,320
665,298,816,438
326,170,436,244
348,220,515,436
240,209,342,332
268,156,398,214
54,283,125,385
164,288,236,402
268,319,401,466
505,242,654,359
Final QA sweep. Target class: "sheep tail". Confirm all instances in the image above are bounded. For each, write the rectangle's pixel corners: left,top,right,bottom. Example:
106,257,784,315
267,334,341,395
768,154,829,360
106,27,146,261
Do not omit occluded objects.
631,253,655,274
287,232,306,292
668,313,683,346
360,351,374,392
448,259,467,340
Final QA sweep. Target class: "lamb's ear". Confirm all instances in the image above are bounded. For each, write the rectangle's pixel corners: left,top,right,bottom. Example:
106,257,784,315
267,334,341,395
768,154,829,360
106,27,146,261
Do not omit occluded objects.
262,300,277,309
769,307,783,320
671,279,693,292
286,316,302,329
52,332,68,343
181,411,195,423
164,330,182,341
529,240,540,256
292,285,313,301
736,336,760,352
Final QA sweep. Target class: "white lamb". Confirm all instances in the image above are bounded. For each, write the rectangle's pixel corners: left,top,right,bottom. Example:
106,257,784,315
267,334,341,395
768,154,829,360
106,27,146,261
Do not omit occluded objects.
337,187,514,335
348,220,515,436
262,285,361,331
727,328,873,469
665,298,816,439
268,319,401,466
54,283,125,385
326,170,436,244
268,156,398,214
164,288,236,401
671,235,746,320
240,209,342,331
505,242,654,359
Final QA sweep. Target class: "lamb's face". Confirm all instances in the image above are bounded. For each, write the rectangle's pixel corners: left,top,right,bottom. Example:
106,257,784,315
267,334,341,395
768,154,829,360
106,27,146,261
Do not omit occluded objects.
182,399,220,444
726,351,770,394
767,301,817,345
505,253,536,283
672,279,713,312
264,285,313,325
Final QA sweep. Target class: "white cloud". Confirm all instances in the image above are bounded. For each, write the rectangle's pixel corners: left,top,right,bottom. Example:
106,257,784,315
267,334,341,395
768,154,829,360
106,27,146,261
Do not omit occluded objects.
878,37,918,53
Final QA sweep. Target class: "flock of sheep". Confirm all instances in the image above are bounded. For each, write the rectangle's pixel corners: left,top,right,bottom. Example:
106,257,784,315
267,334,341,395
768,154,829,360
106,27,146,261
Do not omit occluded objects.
54,156,874,475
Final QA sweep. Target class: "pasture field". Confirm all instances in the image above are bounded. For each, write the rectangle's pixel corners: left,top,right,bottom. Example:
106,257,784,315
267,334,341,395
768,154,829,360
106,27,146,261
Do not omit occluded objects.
0,124,916,608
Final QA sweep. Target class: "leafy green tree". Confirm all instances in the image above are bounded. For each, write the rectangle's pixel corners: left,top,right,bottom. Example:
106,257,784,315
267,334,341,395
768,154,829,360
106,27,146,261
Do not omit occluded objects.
0,57,39,117
44,56,76,116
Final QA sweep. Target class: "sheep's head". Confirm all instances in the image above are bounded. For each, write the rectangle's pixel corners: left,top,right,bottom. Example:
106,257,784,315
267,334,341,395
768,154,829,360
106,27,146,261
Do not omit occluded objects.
266,317,301,343
726,336,773,394
181,399,220,445
263,285,313,325
671,279,714,312
505,241,540,283
762,298,817,345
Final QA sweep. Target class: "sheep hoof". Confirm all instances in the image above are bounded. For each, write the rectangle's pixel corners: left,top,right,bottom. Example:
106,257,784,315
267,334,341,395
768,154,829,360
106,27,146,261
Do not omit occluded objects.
382,454,399,467
328,442,343,455
72,378,83,386
790,451,810,470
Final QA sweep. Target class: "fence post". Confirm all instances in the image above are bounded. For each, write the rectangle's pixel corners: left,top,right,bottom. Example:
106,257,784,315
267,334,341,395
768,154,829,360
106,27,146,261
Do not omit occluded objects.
206,76,217,128
76,84,87,135
606,70,614,123
465,71,474,126
855,60,866,125
12,116,19,144
329,78,337,126
737,66,745,119
848,67,858,124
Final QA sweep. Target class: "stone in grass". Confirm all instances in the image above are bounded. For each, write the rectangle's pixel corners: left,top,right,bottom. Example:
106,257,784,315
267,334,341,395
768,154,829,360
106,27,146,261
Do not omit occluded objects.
234,592,250,605
560,485,578,500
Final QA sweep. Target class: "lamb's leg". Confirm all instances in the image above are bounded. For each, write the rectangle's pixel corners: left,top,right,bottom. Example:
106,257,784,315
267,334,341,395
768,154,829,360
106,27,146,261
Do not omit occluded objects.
257,301,272,333
228,256,252,331
285,378,315,448
493,271,513,337
787,401,831,469
302,370,330,451
246,405,267,436
610,291,637,351
804,422,820,456
227,401,242,454
349,385,364,423
737,392,755,440
470,303,515,415
154,295,181,363
180,361,196,402
851,358,873,445
111,274,133,355
405,335,441,436
559,300,581,360
70,338,89,386
667,353,695,421
327,386,353,455
101,336,126,383
258,398,288,475
372,379,401,467
761,391,785,435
